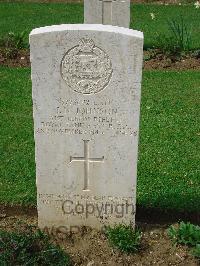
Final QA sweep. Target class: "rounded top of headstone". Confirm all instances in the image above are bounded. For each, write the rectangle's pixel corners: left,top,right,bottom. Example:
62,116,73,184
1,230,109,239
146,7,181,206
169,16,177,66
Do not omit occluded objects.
30,24,143,40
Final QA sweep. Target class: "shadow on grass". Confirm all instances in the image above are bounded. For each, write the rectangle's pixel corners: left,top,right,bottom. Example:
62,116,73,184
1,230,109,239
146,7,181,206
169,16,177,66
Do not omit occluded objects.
136,189,200,225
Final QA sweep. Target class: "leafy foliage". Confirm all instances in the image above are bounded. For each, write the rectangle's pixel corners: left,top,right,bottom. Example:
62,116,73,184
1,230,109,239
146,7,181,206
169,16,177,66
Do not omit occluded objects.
156,16,192,58
0,31,28,59
192,244,200,259
167,16,191,52
0,31,27,49
105,224,141,253
192,49,200,59
0,226,71,265
168,222,200,247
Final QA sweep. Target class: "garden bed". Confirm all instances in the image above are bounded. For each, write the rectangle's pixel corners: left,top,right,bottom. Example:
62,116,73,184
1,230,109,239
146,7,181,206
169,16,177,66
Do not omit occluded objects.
0,48,199,70
0,212,199,266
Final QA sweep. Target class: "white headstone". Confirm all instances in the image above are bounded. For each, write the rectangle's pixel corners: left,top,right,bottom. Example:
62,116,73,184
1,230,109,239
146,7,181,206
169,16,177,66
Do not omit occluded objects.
84,0,130,28
30,24,143,231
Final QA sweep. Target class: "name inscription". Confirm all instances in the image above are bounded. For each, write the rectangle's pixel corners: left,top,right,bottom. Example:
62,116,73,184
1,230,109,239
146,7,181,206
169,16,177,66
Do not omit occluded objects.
36,97,137,136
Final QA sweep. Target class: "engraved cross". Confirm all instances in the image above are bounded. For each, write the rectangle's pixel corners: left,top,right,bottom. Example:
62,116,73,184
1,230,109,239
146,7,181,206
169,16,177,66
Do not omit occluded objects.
70,140,104,191
99,0,125,25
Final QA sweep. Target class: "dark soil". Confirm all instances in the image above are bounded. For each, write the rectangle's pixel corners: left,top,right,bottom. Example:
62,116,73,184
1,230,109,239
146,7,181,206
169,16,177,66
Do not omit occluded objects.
0,48,200,70
144,51,200,70
0,211,199,266
0,48,30,68
144,57,200,70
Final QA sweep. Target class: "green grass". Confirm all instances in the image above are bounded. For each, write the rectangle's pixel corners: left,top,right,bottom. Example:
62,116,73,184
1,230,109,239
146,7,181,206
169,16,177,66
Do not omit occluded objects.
0,66,200,211
138,70,200,211
0,67,36,204
0,3,199,49
131,4,200,49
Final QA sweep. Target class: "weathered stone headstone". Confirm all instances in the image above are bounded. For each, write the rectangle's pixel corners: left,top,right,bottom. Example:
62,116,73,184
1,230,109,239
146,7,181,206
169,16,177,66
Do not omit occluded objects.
30,24,143,230
84,0,130,28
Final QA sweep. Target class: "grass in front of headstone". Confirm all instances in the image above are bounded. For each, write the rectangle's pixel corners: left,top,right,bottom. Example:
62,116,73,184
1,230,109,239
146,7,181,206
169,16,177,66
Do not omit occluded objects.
0,3,199,50
0,66,200,212
0,224,71,265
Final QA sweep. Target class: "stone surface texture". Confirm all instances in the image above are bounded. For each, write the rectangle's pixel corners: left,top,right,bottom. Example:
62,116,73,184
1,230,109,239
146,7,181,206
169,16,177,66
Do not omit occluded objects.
84,0,130,28
30,24,143,230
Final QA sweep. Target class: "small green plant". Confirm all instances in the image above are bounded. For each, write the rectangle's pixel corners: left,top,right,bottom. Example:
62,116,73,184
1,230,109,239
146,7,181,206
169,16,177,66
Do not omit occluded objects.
167,16,191,52
0,31,27,49
156,16,192,58
105,224,141,253
0,31,28,59
192,244,200,259
143,48,157,61
168,222,200,247
192,49,200,59
0,226,71,265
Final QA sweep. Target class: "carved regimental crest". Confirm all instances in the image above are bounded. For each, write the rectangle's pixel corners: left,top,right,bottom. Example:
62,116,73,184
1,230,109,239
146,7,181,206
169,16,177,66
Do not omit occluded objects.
61,38,113,94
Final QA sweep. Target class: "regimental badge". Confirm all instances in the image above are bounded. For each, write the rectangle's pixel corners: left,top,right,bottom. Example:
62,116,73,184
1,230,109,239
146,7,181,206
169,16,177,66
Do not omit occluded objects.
61,38,113,94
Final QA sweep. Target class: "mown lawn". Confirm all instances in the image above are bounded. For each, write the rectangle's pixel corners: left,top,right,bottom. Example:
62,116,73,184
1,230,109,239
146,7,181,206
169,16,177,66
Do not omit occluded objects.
0,2,199,49
0,66,199,211
0,67,36,204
